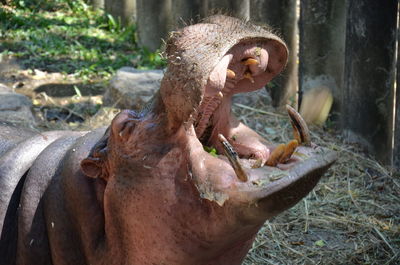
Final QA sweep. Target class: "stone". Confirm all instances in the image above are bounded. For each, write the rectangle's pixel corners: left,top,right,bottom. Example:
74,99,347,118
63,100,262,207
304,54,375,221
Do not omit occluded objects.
103,67,164,110
0,83,12,93
0,84,36,127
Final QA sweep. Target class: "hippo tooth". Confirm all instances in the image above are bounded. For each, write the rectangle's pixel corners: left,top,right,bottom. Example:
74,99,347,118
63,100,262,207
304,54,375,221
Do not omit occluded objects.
217,91,224,99
286,105,311,146
278,139,299,164
242,58,259,66
243,72,254,83
217,134,248,182
266,143,285,167
226,69,236,79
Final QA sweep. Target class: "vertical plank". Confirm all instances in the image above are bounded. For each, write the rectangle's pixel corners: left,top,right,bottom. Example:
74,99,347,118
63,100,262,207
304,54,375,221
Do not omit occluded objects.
90,0,104,9
104,0,136,25
250,0,297,107
136,0,172,51
229,0,250,20
394,13,400,171
299,0,346,114
202,0,250,20
171,0,202,27
343,0,397,164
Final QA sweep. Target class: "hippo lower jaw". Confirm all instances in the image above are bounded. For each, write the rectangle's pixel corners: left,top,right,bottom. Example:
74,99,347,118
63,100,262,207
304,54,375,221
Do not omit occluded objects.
188,119,337,221
186,39,337,220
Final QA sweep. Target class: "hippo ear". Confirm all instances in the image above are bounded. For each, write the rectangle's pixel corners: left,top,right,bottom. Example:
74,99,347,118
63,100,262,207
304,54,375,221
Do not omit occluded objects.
81,128,110,180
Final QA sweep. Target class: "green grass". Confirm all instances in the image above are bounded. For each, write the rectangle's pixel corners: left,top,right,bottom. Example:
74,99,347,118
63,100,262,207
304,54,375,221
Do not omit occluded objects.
0,0,166,81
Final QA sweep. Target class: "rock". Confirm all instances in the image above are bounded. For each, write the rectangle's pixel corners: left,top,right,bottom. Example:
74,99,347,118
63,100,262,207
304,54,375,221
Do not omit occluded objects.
104,67,164,110
0,83,12,93
0,84,36,127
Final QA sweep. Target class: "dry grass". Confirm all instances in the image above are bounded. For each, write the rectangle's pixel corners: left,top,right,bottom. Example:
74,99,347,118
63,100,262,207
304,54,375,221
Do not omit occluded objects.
233,92,400,265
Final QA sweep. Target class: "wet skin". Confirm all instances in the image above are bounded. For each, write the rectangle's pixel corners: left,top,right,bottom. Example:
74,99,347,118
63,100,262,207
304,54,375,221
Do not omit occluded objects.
0,15,336,265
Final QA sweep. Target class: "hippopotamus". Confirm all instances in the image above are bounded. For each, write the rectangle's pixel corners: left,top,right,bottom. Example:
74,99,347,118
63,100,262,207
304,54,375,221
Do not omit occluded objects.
0,15,336,265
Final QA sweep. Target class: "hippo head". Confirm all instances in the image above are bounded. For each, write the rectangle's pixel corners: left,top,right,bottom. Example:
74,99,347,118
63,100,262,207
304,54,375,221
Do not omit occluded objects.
81,15,336,265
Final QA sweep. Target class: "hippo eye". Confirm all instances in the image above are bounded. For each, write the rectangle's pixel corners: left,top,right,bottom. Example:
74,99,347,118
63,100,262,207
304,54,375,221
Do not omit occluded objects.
110,110,141,142
118,119,137,141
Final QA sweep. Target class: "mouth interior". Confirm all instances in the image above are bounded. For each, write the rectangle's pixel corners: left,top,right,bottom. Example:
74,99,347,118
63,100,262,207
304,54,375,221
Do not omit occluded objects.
193,40,275,161
184,39,337,207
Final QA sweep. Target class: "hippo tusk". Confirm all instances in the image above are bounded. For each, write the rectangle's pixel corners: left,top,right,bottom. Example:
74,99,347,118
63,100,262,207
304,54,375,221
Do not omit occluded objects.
242,58,259,66
286,105,311,146
218,134,248,182
226,69,236,79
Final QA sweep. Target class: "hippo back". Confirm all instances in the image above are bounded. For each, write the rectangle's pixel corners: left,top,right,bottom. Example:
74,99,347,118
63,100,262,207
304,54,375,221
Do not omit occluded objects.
0,127,75,265
0,122,37,157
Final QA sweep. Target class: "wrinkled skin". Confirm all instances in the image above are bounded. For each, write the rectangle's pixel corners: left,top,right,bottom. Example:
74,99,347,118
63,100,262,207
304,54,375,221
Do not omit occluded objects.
0,16,336,265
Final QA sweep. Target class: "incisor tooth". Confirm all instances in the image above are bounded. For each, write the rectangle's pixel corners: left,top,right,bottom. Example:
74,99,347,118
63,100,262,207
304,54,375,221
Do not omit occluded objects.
242,58,259,65
244,72,254,83
226,69,236,79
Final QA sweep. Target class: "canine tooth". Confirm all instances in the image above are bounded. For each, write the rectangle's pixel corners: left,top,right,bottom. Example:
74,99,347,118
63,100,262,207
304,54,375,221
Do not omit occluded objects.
266,144,285,167
226,69,236,79
218,134,248,182
243,72,254,83
286,105,311,146
242,58,259,65
279,140,299,163
217,91,224,98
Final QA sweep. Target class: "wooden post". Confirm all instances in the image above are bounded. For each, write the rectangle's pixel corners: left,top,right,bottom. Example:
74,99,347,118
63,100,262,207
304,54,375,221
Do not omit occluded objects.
251,0,297,108
104,0,136,25
90,0,104,9
343,0,397,165
394,13,400,171
171,0,202,27
136,0,173,51
299,0,346,114
201,0,250,20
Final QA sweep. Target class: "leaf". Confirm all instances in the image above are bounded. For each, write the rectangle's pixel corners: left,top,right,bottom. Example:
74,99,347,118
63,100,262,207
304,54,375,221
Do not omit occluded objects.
314,240,325,247
204,146,218,157
73,85,82,98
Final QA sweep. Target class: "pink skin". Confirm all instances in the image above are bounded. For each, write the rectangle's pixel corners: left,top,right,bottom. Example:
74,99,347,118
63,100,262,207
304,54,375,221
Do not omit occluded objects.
197,41,283,165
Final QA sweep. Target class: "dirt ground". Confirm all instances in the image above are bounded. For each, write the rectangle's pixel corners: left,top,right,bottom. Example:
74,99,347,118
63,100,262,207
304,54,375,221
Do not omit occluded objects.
0,59,399,265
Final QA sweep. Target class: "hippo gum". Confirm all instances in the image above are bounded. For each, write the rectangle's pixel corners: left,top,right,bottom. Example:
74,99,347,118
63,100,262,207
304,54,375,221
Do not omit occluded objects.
0,16,336,265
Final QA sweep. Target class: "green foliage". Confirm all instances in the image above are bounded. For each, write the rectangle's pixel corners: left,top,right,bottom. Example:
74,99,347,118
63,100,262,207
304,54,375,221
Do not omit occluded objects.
0,0,166,80
203,146,218,157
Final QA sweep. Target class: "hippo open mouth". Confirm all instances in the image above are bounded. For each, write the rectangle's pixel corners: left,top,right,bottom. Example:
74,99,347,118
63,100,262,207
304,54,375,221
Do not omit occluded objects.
172,35,337,215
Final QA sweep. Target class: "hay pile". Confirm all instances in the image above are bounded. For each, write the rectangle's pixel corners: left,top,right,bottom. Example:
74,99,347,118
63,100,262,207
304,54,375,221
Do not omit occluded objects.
234,93,400,265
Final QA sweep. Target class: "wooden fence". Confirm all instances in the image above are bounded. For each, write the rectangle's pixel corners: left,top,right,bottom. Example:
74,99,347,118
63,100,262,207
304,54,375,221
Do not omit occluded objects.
91,0,399,171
